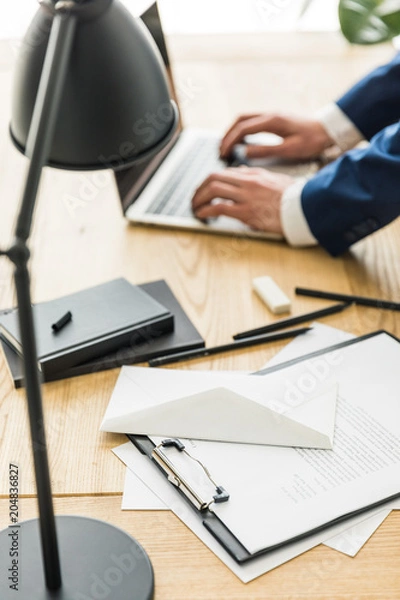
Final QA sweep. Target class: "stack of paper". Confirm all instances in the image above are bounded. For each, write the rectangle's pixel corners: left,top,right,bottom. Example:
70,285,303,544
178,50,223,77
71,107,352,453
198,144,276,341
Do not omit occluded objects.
104,323,400,582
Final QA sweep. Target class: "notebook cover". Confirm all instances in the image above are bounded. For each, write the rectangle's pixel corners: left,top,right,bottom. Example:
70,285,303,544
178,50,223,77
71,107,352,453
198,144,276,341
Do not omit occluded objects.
0,279,204,388
0,278,173,376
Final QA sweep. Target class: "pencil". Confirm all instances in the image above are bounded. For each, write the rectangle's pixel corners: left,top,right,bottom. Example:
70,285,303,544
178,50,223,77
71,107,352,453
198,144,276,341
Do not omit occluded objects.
148,326,311,367
233,302,351,340
295,287,400,311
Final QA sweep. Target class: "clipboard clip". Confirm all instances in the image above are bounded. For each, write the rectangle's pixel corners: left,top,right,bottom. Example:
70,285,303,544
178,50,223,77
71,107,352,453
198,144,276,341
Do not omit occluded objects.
152,438,229,511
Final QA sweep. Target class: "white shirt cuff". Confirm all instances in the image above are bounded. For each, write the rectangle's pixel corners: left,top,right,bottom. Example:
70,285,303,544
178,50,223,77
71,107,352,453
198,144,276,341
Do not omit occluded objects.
316,103,365,152
280,178,317,247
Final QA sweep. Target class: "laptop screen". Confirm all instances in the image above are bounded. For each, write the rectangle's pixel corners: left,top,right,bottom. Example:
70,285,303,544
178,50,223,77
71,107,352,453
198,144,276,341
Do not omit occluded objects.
114,2,182,214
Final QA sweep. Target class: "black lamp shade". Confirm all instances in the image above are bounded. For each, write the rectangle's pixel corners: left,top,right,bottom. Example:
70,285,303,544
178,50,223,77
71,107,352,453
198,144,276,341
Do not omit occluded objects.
10,0,178,170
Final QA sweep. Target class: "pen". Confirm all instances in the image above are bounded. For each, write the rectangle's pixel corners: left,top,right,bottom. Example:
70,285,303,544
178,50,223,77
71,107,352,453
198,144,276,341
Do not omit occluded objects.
148,326,311,367
233,302,352,340
295,287,400,311
51,311,72,333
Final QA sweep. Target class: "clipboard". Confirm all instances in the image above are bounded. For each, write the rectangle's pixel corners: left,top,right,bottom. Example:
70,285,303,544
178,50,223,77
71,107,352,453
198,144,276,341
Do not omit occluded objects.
128,330,400,564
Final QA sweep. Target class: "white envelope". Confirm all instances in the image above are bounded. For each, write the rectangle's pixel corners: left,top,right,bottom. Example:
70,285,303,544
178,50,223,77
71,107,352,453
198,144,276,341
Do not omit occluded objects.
100,366,337,449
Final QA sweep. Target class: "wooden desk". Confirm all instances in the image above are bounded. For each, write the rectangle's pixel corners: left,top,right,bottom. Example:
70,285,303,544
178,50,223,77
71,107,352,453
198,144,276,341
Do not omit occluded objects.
1,32,399,598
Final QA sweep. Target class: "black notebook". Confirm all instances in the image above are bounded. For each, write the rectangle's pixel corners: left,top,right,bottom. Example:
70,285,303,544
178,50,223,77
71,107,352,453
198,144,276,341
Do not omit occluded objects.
0,278,173,377
1,280,205,388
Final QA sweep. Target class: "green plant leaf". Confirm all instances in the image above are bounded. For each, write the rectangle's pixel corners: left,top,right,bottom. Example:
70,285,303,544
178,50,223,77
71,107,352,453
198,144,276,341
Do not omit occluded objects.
339,0,400,44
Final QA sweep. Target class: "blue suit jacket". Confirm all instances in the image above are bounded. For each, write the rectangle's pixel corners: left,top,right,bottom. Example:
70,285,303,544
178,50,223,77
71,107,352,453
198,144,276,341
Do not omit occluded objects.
302,53,400,256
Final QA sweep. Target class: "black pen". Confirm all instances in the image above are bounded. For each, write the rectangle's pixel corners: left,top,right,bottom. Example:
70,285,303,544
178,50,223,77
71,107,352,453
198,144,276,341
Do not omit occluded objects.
233,302,352,340
51,311,72,333
295,287,400,311
149,326,311,367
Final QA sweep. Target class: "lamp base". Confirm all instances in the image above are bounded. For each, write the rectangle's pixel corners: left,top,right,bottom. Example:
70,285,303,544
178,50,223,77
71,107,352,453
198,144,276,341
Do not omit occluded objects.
0,515,154,599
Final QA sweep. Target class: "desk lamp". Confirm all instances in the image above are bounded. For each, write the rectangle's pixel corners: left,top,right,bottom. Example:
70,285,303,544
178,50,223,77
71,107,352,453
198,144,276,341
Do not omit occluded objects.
0,1,178,598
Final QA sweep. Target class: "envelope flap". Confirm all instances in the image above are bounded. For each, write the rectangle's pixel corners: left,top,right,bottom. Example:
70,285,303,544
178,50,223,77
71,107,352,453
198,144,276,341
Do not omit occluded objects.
102,383,337,448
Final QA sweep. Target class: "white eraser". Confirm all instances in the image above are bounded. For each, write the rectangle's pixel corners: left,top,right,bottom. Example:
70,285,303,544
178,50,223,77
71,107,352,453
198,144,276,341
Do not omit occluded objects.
252,276,291,314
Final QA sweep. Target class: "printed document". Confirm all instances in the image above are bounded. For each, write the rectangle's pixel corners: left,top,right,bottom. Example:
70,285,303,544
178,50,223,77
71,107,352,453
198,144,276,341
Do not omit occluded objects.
151,332,400,554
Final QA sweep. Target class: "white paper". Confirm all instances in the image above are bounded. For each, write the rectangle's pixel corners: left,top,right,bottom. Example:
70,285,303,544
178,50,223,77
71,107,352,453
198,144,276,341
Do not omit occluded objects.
115,442,400,582
146,333,400,555
101,365,338,448
263,321,355,368
324,509,391,556
116,324,350,513
121,468,167,511
262,323,396,556
115,325,400,566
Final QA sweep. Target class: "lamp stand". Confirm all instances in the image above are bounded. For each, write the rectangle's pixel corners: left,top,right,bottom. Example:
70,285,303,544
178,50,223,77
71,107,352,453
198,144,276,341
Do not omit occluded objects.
0,2,154,598
0,517,154,600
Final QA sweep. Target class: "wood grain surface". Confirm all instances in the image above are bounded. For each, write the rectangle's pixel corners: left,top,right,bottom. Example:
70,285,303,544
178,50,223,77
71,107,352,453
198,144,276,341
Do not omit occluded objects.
0,32,399,598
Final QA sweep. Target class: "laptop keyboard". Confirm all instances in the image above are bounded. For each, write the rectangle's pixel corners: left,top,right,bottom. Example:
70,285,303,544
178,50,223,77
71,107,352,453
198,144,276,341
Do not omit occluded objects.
143,135,319,220
145,137,224,218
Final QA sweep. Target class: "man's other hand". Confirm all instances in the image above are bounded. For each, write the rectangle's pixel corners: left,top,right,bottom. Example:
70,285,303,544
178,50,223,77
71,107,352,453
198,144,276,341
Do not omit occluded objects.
219,113,334,161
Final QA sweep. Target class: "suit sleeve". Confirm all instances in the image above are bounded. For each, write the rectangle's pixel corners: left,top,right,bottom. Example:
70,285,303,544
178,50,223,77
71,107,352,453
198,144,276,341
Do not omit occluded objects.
337,53,400,140
301,122,400,257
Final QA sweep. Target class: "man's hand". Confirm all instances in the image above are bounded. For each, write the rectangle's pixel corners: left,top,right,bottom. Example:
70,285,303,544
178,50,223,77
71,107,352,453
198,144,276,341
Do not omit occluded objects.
219,113,334,161
192,167,295,234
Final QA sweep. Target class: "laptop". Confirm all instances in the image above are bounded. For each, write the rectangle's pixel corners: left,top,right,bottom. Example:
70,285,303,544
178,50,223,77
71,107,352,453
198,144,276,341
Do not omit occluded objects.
114,3,318,241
